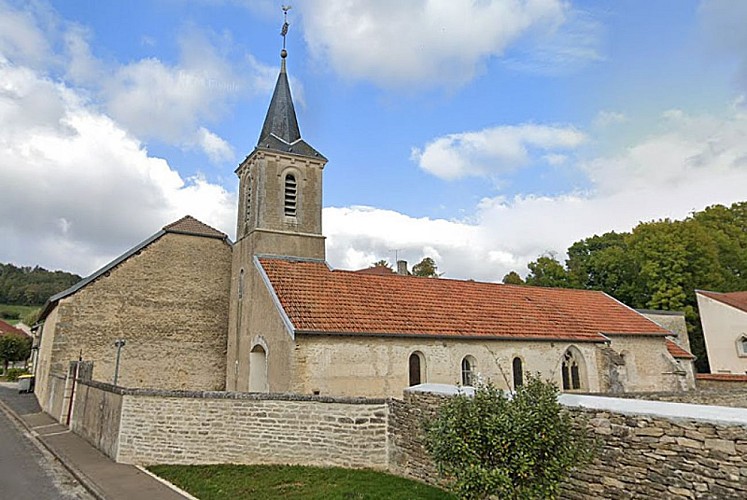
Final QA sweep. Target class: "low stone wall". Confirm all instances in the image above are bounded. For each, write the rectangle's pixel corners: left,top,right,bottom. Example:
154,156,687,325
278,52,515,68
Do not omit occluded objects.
613,389,747,408
71,381,389,469
696,374,747,391
71,381,123,460
561,396,747,499
389,389,747,499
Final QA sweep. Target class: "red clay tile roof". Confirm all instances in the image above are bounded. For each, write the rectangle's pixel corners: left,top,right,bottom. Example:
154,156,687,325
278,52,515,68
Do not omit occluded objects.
666,339,695,359
258,258,671,341
0,319,28,337
355,266,396,276
696,373,747,382
697,290,747,313
163,215,227,240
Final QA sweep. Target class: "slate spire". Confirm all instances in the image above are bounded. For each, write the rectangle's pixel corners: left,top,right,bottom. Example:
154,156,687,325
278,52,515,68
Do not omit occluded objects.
256,15,324,160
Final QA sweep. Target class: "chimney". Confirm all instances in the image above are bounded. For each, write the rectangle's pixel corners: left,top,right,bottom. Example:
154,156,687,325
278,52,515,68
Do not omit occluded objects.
396,260,408,276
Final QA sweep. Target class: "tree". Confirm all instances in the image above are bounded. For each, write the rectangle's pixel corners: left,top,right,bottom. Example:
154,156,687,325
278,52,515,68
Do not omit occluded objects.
502,271,524,285
425,376,594,499
525,254,577,289
412,257,441,278
0,334,32,373
371,259,392,269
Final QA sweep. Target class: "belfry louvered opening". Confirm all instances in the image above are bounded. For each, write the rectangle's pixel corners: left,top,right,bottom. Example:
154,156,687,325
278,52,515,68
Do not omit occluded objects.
284,173,297,216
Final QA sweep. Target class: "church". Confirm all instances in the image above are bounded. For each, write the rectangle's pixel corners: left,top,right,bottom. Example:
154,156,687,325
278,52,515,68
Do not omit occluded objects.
33,43,695,417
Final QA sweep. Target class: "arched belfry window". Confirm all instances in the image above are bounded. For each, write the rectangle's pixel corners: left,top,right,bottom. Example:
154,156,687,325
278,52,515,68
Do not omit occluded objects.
461,356,477,386
409,352,425,386
284,173,297,217
561,348,585,391
512,357,523,389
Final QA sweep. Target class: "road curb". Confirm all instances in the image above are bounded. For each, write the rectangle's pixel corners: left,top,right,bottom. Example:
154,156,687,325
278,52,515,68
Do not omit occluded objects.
0,396,107,500
136,466,200,500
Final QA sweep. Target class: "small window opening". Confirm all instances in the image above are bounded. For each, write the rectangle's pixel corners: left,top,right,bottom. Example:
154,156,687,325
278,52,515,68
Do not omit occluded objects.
562,350,581,390
244,176,252,222
461,356,476,386
512,357,523,389
284,173,297,217
238,269,245,300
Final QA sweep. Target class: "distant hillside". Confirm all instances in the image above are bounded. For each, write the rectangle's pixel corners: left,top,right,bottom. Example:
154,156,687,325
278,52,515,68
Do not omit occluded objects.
0,263,81,306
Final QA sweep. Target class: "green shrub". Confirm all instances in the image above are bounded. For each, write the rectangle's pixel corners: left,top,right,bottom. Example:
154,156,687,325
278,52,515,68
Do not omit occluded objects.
425,375,596,499
6,367,29,381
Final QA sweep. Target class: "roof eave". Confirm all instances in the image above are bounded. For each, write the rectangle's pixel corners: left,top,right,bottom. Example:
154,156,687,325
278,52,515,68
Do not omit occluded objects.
294,330,607,343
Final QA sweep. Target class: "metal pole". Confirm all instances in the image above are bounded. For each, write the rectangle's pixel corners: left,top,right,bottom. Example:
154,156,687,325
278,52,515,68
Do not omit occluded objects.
113,339,126,386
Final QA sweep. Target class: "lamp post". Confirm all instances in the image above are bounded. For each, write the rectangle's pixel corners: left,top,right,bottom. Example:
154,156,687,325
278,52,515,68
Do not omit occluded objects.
113,339,126,386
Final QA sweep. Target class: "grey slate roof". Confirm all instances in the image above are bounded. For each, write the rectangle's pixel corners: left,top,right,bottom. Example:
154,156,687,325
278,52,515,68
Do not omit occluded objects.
256,57,325,160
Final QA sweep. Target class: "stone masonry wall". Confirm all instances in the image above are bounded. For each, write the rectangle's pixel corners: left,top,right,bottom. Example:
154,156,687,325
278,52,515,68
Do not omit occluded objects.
42,232,231,393
615,389,747,408
388,390,747,499
111,388,388,469
562,408,747,499
71,381,123,460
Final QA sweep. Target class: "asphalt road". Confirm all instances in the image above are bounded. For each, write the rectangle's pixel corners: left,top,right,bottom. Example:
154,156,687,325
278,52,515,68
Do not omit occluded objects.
0,383,92,499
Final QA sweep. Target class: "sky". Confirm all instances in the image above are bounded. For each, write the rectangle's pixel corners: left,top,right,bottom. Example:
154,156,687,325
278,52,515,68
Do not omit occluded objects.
1,0,746,282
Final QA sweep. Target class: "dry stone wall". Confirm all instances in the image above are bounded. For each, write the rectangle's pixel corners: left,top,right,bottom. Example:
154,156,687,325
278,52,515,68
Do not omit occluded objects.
615,389,747,408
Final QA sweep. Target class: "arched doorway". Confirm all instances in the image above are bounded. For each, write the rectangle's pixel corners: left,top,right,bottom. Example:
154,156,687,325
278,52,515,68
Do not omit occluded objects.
408,352,425,386
249,345,268,392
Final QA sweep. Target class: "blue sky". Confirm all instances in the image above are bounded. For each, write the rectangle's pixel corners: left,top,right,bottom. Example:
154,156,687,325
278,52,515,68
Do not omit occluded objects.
1,0,746,282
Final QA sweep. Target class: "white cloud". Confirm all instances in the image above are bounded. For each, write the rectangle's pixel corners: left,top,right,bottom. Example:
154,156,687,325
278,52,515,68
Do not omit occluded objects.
326,108,747,282
195,127,235,164
0,1,51,67
0,57,236,274
299,0,573,87
411,123,586,180
593,110,627,128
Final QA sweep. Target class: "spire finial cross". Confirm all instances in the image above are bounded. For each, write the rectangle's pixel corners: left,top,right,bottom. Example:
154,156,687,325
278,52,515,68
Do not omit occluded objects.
281,5,292,53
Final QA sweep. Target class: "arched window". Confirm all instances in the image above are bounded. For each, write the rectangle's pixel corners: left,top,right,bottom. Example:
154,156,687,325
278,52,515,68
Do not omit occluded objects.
284,173,297,217
249,344,268,393
738,335,747,356
461,356,476,386
238,269,245,300
409,351,425,386
512,357,523,389
562,348,585,391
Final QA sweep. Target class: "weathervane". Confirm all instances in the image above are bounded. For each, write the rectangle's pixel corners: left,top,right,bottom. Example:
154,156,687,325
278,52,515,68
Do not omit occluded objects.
281,5,292,55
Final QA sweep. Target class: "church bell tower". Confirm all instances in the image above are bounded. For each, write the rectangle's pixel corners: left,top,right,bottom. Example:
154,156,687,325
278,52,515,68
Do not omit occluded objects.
226,15,327,391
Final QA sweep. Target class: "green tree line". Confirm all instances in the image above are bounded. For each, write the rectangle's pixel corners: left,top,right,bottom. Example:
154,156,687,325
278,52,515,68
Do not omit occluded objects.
0,262,81,306
503,201,747,373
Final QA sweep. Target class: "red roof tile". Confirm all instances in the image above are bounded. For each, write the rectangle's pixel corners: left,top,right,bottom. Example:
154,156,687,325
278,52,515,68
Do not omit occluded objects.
259,258,671,341
698,290,747,313
0,319,29,337
355,266,396,276
696,373,747,382
666,339,695,359
163,215,227,240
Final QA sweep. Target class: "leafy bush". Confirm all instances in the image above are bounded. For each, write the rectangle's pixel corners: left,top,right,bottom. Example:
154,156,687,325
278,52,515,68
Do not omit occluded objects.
5,367,29,381
425,375,595,499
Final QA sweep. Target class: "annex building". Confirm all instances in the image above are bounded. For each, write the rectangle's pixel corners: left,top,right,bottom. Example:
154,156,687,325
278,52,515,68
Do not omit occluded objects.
34,45,696,417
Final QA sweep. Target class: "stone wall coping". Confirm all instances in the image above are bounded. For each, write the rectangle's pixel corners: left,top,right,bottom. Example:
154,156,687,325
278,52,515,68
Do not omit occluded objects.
78,379,388,405
406,383,475,396
560,393,747,426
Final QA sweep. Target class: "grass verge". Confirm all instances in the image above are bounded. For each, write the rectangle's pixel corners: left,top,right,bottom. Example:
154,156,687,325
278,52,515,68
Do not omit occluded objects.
0,304,39,325
147,464,454,500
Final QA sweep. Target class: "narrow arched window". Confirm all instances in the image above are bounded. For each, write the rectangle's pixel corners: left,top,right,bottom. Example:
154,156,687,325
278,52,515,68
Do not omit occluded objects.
284,173,297,217
738,335,747,356
461,356,476,386
409,352,424,386
562,349,583,390
238,269,245,300
512,357,523,389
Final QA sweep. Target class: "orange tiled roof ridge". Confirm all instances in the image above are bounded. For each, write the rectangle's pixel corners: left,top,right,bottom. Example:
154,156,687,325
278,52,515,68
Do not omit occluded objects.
0,319,28,337
163,215,227,240
698,290,747,313
259,258,671,341
665,339,695,359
